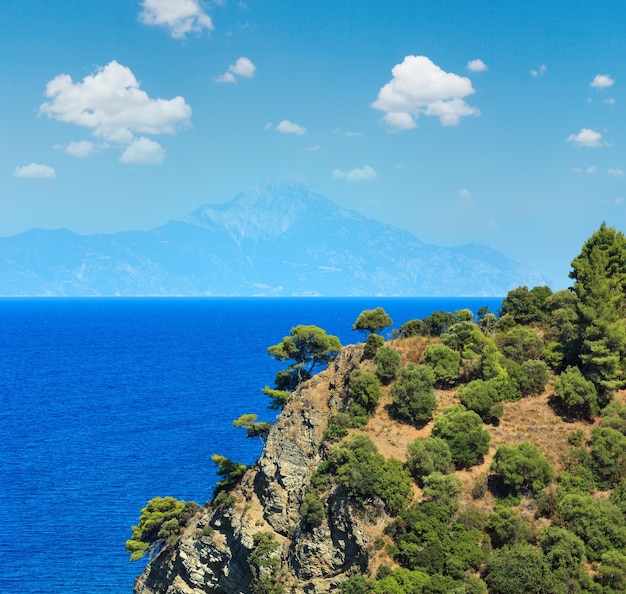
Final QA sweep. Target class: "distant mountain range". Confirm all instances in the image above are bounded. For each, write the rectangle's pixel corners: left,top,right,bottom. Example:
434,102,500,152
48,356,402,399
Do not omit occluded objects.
0,182,548,296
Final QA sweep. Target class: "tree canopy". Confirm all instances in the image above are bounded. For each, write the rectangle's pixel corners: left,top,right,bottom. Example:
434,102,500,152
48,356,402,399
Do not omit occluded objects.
352,307,393,335
263,325,342,409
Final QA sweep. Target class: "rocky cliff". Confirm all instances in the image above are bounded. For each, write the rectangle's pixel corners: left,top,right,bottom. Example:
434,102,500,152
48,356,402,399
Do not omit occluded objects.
133,345,376,594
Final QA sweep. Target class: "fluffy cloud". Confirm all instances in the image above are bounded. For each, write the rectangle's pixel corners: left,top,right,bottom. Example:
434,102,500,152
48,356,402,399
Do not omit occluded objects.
332,165,377,182
40,61,191,142
39,61,191,164
119,137,165,165
371,55,479,131
608,168,624,175
217,57,256,83
590,74,615,89
466,59,487,72
276,120,307,135
566,128,606,148
530,64,547,77
139,0,213,39
13,163,56,178
66,140,95,158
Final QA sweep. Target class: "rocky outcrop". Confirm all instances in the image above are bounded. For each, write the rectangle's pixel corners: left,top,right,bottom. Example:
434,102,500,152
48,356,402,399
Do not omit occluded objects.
133,345,372,594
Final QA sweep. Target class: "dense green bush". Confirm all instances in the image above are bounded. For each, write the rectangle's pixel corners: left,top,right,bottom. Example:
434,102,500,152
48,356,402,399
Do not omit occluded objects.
423,310,455,336
540,526,587,591
497,325,544,364
389,364,436,426
318,433,412,514
374,345,402,384
126,496,199,561
406,437,453,485
483,543,555,594
400,318,426,337
420,343,461,387
587,426,626,488
441,321,486,360
486,506,533,548
299,492,325,530
432,405,491,468
600,399,626,435
490,442,553,495
457,379,502,423
557,493,626,561
363,332,385,359
517,359,550,396
553,365,600,419
347,369,381,421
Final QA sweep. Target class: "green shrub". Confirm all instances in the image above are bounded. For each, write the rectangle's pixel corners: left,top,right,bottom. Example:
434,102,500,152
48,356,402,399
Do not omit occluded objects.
497,325,544,364
486,506,534,548
587,426,626,488
490,442,553,496
557,493,626,561
300,493,325,530
484,543,554,594
432,405,491,469
374,345,402,384
400,319,426,337
389,364,437,426
517,360,550,396
363,333,385,359
126,496,195,561
600,399,626,435
324,412,352,440
421,343,461,387
321,434,413,514
457,379,502,423
553,365,600,419
406,437,453,485
348,369,381,417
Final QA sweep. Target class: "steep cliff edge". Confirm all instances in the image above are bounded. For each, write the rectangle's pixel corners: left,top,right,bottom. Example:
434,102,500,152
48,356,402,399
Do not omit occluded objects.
133,345,374,594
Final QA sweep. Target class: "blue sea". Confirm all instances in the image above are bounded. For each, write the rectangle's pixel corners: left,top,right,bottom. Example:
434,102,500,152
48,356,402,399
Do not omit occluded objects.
0,297,501,593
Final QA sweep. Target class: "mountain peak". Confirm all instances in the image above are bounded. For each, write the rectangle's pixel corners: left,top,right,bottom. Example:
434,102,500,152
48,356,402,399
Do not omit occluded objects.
187,181,337,242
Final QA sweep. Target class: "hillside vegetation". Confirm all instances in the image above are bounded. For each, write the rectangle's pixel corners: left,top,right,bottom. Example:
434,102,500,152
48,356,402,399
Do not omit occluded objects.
130,223,626,594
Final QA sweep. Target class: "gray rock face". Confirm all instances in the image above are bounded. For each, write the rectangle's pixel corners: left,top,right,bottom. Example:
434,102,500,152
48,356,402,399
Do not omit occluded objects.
0,182,549,296
132,346,370,594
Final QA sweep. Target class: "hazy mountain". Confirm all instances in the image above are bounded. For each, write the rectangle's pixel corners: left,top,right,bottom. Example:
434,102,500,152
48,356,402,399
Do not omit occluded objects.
0,182,548,296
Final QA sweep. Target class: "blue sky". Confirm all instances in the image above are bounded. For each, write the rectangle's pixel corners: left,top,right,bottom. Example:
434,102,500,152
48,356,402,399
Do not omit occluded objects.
2,1,625,289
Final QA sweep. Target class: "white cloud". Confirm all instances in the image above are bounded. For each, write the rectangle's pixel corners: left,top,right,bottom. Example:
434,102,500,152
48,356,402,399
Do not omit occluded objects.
230,57,255,78
590,74,615,89
466,59,487,72
332,165,377,182
530,64,547,77
572,165,598,174
139,0,213,39
216,72,236,84
217,57,256,83
66,140,95,158
39,61,191,163
306,144,321,152
608,168,624,175
371,55,479,131
604,97,615,105
344,131,362,137
276,120,307,135
119,137,165,164
13,163,56,178
566,128,606,148
616,198,624,206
